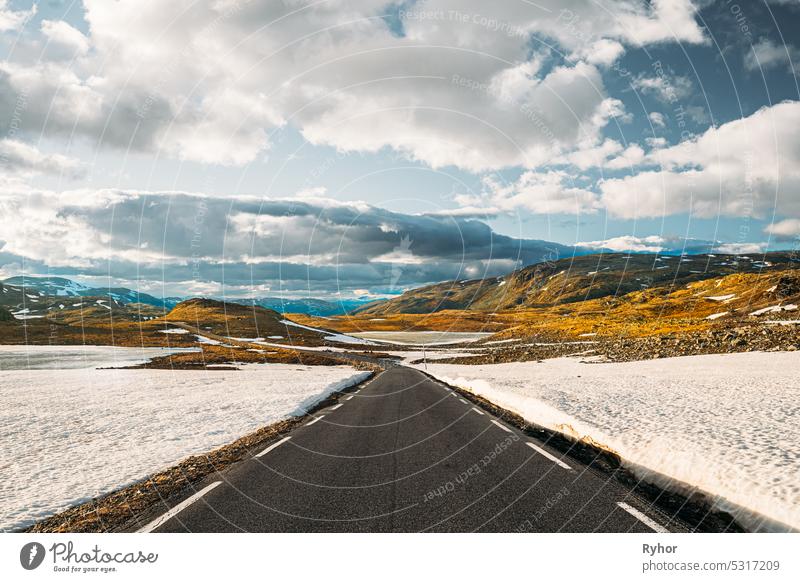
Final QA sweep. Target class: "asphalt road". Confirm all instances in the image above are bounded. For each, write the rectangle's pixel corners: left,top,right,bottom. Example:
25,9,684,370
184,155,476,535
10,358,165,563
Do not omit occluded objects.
141,367,681,532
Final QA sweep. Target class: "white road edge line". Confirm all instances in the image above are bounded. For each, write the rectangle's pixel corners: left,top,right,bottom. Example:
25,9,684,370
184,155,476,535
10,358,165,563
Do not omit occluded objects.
306,414,325,426
137,482,221,533
617,502,670,533
471,407,485,416
490,419,513,433
330,403,343,410
525,442,571,470
255,436,291,458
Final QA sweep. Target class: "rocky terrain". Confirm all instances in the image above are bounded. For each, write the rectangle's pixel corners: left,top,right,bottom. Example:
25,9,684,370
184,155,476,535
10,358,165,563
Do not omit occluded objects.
433,321,799,365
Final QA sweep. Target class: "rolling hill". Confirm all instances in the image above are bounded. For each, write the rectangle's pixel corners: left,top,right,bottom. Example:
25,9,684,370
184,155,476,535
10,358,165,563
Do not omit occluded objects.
352,252,799,315
164,298,327,344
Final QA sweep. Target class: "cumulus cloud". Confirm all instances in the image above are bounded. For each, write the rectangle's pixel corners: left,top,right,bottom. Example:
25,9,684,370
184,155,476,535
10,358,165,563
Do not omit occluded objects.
479,171,601,215
600,100,800,219
631,72,693,103
745,38,800,74
577,235,674,253
765,218,800,240
0,0,708,171
649,111,667,127
0,0,35,33
0,139,85,180
577,236,766,255
40,20,90,57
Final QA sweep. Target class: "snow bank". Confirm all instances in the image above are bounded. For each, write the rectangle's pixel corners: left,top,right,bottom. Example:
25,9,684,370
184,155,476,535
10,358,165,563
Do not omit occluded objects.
0,365,370,531
417,352,800,532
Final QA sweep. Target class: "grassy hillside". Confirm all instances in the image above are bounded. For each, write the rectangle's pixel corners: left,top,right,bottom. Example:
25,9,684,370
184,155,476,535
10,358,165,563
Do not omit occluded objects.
354,252,798,316
294,252,800,348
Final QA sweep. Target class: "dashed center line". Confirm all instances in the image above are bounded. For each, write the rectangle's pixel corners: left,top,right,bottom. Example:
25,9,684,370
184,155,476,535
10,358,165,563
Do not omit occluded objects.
329,403,343,410
306,415,325,426
345,395,354,400
617,502,670,533
137,481,221,533
459,398,469,405
471,407,485,416
525,442,571,470
255,436,291,458
490,419,513,433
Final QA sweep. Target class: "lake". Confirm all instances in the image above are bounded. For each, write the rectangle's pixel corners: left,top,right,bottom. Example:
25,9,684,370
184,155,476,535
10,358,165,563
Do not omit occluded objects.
348,331,492,345
0,345,199,370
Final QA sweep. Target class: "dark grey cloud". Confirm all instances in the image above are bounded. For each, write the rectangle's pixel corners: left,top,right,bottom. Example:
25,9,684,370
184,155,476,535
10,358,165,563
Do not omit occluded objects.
0,190,572,296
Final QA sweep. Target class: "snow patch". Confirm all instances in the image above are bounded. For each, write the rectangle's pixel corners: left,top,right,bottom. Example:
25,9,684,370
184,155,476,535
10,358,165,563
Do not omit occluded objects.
705,312,729,320
750,304,798,316
706,294,736,302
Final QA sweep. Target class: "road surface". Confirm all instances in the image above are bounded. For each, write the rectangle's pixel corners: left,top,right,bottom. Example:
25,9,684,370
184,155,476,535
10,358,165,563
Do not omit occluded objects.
137,367,682,532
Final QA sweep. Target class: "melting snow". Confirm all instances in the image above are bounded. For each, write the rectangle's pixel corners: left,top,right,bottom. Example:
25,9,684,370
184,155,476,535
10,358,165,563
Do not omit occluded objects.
706,294,736,302
417,352,800,532
750,304,798,316
706,312,729,320
0,363,370,531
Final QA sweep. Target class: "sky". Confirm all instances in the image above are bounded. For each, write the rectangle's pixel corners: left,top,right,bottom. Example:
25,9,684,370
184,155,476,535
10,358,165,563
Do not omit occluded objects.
1,0,799,299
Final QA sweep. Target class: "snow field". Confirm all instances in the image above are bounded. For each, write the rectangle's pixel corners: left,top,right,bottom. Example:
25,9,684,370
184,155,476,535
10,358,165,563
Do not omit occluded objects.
0,364,371,531
416,352,800,531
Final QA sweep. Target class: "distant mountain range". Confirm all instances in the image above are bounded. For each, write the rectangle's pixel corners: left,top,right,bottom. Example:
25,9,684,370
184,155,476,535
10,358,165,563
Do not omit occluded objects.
0,276,378,317
1,276,182,309
248,297,377,316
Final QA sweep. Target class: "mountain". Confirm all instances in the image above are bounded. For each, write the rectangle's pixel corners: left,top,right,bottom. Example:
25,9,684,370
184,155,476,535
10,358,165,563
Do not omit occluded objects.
1,276,89,296
0,276,181,309
353,251,800,315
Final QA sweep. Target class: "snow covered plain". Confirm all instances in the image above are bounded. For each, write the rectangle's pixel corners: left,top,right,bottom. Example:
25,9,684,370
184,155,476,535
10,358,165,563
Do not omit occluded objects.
416,352,800,532
0,361,370,531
